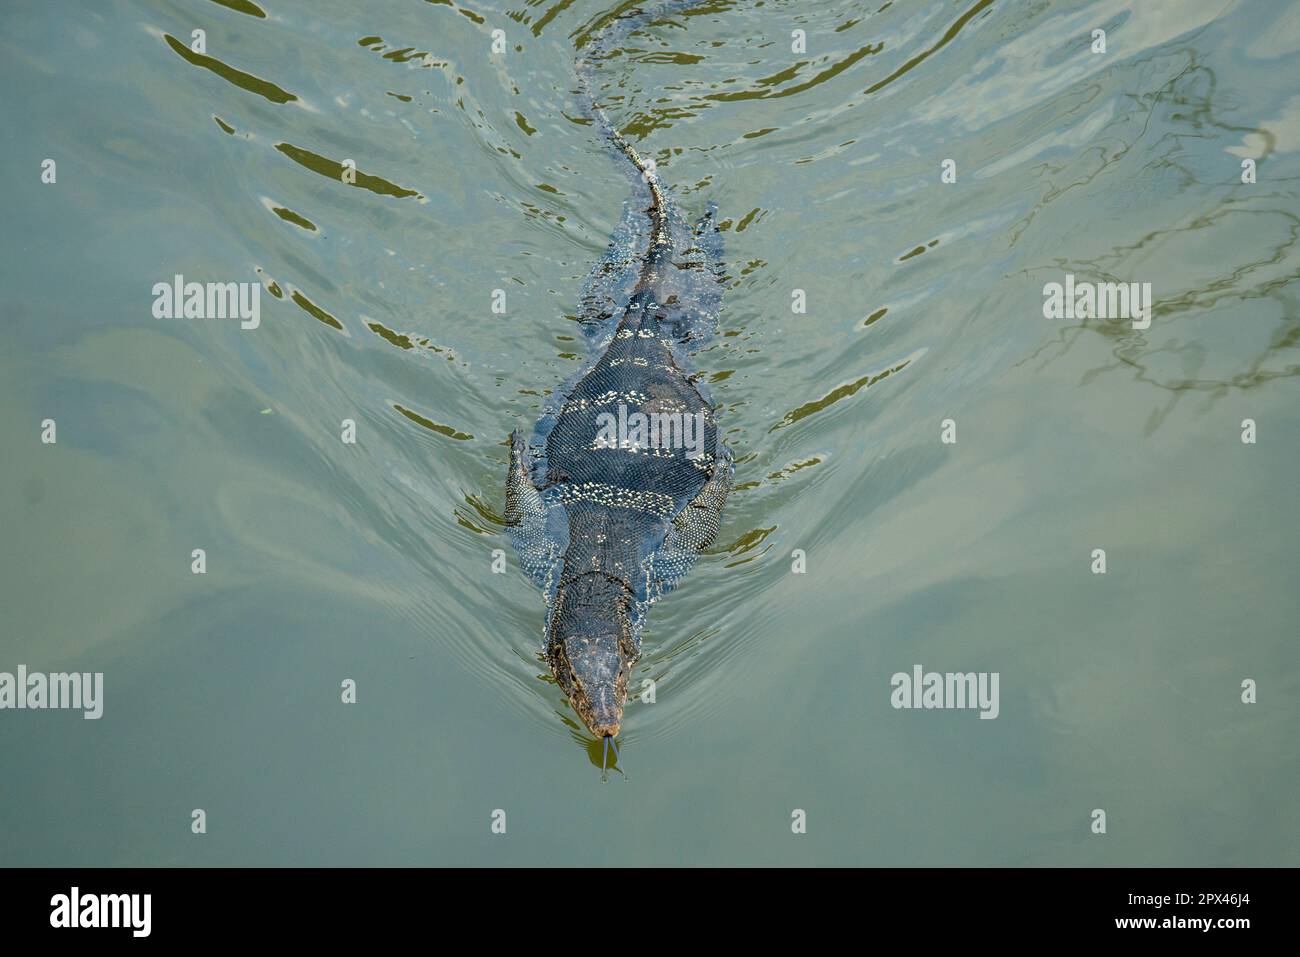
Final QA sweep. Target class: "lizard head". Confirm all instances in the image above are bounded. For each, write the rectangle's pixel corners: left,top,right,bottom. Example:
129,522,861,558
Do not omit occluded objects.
547,573,637,740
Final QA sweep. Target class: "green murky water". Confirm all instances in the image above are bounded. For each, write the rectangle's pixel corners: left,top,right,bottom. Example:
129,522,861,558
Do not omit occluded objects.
1,0,1297,865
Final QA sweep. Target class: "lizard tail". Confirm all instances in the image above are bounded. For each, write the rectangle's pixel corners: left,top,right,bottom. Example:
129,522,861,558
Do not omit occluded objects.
575,2,700,255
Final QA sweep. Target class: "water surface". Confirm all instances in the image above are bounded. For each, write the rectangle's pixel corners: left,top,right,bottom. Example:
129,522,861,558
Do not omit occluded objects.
1,0,1297,865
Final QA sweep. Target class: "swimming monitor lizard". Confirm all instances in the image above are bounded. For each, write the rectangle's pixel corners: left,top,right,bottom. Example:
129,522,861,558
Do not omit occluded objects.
505,1,731,755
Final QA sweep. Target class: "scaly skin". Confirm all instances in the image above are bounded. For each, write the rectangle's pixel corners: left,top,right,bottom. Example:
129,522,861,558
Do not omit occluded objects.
541,288,720,738
507,2,730,751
